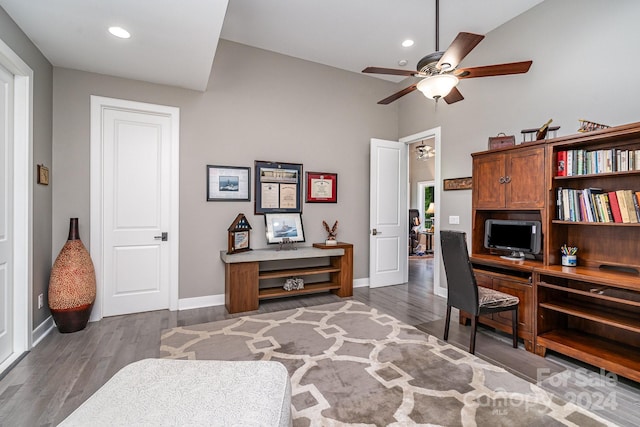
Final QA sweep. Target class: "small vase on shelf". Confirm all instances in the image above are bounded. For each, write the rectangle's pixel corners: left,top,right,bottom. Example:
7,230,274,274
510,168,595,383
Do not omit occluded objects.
48,218,96,333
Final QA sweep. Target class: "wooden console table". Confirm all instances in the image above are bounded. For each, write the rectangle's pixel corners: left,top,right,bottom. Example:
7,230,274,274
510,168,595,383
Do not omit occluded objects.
220,242,353,313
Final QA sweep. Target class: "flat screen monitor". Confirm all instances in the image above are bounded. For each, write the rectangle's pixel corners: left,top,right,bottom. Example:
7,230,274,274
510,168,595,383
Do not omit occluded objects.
484,219,542,260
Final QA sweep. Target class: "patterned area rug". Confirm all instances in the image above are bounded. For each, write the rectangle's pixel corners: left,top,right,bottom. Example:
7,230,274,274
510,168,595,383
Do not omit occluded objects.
160,301,611,426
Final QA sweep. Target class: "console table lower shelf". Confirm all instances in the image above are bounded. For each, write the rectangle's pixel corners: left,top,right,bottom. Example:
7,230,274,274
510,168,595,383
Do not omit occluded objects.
220,243,353,313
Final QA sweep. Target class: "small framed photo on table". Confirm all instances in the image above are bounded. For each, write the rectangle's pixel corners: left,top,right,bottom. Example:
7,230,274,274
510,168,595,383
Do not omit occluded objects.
306,172,337,203
264,213,305,244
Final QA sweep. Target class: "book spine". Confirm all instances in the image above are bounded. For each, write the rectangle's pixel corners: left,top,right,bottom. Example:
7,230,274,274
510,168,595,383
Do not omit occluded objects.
624,190,638,224
562,189,570,221
616,189,630,223
602,193,614,223
557,151,567,176
578,193,587,221
632,190,640,222
566,151,573,177
595,194,606,222
557,187,563,220
608,191,623,223
581,189,592,222
576,150,583,175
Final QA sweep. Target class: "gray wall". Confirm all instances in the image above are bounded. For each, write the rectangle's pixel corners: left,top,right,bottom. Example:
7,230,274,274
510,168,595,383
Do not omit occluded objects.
0,8,53,327
398,0,640,290
52,39,399,300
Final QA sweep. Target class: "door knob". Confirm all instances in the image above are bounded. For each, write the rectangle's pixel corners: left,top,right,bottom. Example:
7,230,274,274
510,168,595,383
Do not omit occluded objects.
372,229,382,235
154,232,168,241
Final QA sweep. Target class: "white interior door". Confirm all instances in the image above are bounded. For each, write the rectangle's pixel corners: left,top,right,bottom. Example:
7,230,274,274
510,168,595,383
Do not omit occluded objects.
0,64,14,364
92,98,179,318
369,138,408,288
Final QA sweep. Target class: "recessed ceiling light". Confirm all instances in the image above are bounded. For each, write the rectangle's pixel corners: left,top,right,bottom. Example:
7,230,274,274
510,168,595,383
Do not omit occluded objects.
398,59,409,67
401,39,414,48
108,26,131,39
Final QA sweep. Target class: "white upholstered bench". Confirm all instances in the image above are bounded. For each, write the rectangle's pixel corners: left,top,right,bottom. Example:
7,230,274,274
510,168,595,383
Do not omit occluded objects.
59,359,292,427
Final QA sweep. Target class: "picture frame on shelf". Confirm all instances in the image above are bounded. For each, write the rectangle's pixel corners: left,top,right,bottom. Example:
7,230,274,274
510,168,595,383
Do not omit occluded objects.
264,213,305,244
207,165,250,201
254,160,303,214
306,171,337,203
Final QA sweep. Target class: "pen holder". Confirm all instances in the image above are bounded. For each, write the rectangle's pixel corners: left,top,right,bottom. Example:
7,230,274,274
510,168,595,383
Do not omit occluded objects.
562,254,577,267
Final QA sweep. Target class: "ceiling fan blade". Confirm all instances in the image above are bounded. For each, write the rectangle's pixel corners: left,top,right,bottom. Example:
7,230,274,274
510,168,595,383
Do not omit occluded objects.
362,66,417,77
455,61,533,79
377,84,418,105
436,32,484,71
443,87,464,104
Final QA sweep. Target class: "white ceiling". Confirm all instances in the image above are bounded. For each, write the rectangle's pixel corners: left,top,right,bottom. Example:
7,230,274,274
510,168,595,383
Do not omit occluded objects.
0,0,543,90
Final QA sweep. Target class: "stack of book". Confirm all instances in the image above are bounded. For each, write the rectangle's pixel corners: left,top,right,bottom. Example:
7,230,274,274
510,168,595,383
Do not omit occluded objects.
556,188,640,223
557,148,640,176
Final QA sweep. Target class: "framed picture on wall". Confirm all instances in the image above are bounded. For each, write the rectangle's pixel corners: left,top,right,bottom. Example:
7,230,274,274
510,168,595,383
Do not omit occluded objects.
207,165,251,201
254,161,303,214
306,172,337,203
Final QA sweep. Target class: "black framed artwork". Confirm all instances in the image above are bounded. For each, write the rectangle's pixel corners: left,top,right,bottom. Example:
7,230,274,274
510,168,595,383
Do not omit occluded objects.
254,160,303,214
207,165,251,201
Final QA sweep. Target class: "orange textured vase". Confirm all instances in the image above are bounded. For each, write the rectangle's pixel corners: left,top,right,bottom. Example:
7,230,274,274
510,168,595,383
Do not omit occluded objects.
48,218,96,333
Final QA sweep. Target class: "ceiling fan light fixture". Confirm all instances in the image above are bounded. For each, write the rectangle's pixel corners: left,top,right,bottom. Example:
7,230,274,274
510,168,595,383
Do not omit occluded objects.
416,144,435,160
416,74,459,99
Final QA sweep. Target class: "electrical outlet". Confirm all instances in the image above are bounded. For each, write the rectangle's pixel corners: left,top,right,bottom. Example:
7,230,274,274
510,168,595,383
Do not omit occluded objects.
449,215,460,225
38,294,44,309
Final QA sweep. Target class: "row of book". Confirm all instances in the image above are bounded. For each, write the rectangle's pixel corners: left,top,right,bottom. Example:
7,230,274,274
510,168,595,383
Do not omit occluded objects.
557,148,640,176
556,188,640,223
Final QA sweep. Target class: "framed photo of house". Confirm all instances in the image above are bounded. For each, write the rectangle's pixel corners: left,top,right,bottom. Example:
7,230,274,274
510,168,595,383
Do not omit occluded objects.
306,171,337,203
207,165,250,201
264,213,305,244
254,161,303,214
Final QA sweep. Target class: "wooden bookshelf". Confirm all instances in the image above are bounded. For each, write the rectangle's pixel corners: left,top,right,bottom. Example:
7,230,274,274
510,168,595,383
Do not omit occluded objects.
471,122,640,381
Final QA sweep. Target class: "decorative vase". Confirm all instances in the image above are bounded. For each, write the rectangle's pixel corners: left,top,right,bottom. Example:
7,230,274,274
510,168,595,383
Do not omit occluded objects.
48,218,96,333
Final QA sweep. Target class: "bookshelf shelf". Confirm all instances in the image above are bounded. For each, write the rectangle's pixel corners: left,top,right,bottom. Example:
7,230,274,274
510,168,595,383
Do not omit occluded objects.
551,220,640,226
554,169,640,180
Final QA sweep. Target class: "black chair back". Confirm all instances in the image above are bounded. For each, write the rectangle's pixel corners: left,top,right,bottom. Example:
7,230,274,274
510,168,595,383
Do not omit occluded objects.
409,209,420,230
440,230,479,316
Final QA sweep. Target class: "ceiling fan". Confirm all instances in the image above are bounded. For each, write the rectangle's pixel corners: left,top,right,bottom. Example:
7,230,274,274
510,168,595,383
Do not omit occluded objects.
362,0,532,105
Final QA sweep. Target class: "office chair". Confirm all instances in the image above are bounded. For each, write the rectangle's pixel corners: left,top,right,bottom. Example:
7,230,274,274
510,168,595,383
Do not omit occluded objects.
440,230,519,354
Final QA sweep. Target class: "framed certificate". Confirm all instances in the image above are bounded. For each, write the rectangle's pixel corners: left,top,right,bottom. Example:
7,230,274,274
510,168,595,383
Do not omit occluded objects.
254,161,303,214
306,172,337,203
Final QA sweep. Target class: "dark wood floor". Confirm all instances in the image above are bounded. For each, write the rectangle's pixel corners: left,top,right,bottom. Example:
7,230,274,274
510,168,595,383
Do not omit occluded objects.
0,258,637,426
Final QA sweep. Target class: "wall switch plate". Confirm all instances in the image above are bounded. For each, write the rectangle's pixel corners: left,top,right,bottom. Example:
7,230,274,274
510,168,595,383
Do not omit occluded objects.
38,294,44,309
449,215,460,225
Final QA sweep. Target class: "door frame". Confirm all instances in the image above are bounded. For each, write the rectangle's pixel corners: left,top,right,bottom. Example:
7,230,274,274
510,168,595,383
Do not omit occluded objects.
90,96,180,321
400,127,445,298
0,38,33,373
416,180,435,227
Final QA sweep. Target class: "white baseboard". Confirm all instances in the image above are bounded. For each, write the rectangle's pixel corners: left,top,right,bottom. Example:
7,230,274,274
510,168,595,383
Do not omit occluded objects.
178,294,225,311
32,315,55,347
353,278,369,288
